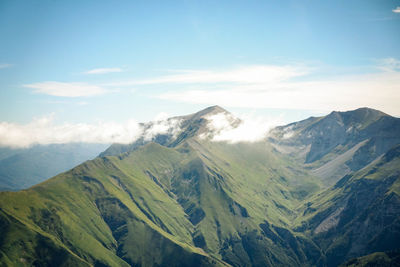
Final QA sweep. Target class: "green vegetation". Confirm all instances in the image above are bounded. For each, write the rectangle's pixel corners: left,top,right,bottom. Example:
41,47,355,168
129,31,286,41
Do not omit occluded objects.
0,137,322,266
0,106,399,266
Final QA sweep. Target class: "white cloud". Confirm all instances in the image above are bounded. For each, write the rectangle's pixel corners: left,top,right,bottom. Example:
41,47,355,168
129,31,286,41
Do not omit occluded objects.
143,118,182,141
24,81,107,97
393,7,400,13
201,112,284,143
153,112,170,121
0,115,184,148
154,64,400,117
0,115,140,148
84,68,123,74
0,63,12,69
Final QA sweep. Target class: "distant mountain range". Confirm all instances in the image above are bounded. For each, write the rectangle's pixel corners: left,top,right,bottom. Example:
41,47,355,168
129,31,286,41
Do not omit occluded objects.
0,106,399,266
0,143,109,191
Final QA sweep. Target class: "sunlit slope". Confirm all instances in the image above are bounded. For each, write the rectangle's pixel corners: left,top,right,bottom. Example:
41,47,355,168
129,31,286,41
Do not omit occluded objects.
149,139,322,266
0,143,225,266
0,138,321,266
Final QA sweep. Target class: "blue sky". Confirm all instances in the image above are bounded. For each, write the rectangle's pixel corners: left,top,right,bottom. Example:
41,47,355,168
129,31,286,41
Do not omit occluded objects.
0,0,399,146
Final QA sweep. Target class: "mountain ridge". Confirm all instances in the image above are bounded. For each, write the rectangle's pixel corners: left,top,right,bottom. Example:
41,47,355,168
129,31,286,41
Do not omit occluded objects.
0,106,399,266
100,105,238,157
269,107,400,186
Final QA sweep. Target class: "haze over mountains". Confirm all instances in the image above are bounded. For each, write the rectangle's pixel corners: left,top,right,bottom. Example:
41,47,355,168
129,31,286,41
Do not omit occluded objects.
0,143,109,191
0,106,399,266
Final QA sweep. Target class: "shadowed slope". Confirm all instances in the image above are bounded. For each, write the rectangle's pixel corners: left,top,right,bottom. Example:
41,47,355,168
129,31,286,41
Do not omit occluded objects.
296,144,400,266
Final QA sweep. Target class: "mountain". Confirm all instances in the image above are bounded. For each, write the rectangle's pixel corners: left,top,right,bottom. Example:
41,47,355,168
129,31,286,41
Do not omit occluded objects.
269,107,400,186
100,105,238,157
295,144,400,266
0,143,109,191
0,106,399,266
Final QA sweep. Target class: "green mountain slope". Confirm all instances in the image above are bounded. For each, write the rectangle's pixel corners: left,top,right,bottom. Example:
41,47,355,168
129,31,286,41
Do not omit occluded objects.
0,143,226,266
0,106,399,266
0,138,321,266
0,143,109,191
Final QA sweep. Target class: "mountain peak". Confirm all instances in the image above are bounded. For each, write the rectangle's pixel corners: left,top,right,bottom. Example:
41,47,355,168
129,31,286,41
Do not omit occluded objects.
349,107,388,117
203,105,226,113
101,106,233,156
329,107,388,118
189,105,229,119
327,107,389,127
177,105,231,125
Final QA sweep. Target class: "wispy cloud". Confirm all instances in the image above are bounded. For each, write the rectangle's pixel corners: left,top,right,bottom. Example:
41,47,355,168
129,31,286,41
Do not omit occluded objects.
84,67,123,75
377,58,400,72
105,65,308,87
150,63,400,116
24,81,107,97
0,63,13,69
393,7,400,13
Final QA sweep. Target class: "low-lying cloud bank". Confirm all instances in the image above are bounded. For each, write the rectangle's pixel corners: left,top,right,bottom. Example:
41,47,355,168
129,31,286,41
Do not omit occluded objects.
143,117,182,141
0,111,284,148
0,115,182,148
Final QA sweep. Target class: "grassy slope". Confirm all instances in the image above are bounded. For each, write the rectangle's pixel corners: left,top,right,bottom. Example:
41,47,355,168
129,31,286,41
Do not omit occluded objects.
111,139,322,265
0,135,398,266
0,138,323,266
0,143,226,266
184,139,323,266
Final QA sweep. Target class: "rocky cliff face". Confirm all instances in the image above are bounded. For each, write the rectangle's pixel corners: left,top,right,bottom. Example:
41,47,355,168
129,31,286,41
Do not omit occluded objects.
296,144,400,266
270,108,400,186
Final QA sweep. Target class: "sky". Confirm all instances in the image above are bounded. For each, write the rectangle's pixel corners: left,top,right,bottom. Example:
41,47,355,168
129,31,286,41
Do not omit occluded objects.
0,0,399,147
